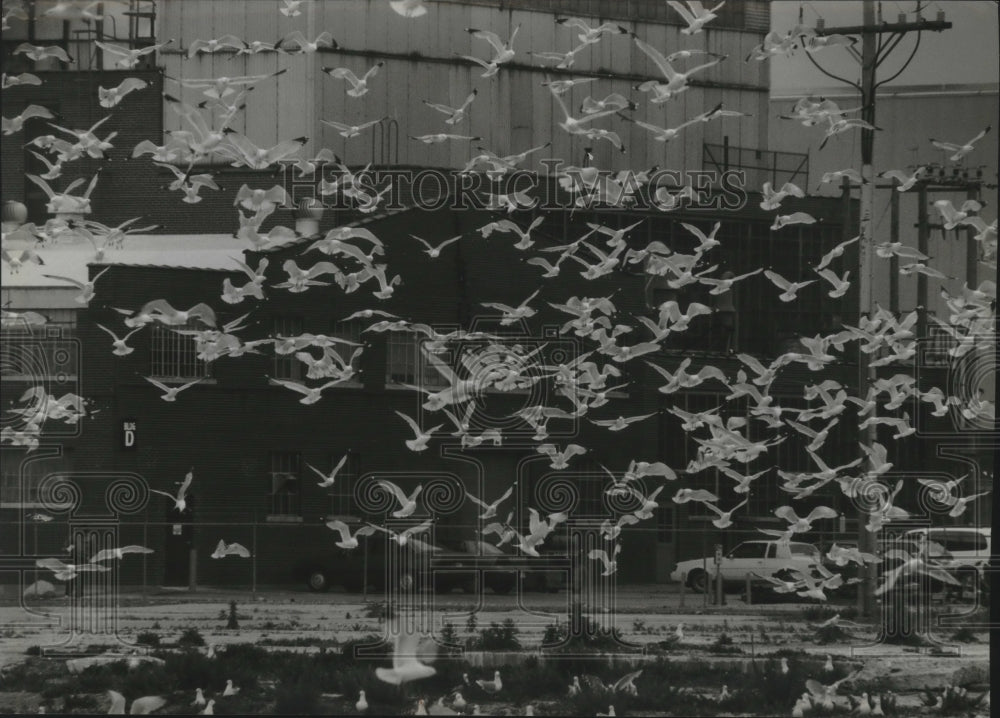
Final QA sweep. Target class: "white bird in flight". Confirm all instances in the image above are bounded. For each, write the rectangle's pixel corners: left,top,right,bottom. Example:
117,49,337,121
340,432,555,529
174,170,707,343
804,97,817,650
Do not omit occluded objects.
321,117,386,139
42,267,110,304
703,498,749,529
369,519,434,547
144,376,205,402
307,454,349,488
89,545,153,563
390,0,428,18
149,469,193,512
465,485,515,520
325,520,377,549
423,89,477,125
930,125,991,161
410,233,462,258
267,378,345,404
588,543,622,575
322,62,384,98
764,269,816,302
376,622,437,684
106,690,166,715
394,411,443,452
377,478,424,517
210,540,251,558
667,1,726,34
878,166,925,192
96,323,144,356
770,212,818,230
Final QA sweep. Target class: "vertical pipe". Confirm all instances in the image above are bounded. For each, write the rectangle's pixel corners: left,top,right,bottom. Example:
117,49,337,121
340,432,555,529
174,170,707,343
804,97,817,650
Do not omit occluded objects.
916,183,929,340
702,555,708,607
889,187,900,313
965,184,980,289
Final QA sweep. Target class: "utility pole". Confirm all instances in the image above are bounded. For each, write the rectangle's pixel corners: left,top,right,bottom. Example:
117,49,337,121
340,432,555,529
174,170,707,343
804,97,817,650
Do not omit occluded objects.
808,1,953,617
856,0,879,619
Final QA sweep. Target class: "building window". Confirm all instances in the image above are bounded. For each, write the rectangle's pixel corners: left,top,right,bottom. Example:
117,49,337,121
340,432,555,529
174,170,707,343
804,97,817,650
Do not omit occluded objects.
0,309,78,380
330,320,364,379
326,451,359,516
385,331,449,387
923,321,957,367
0,453,70,507
272,316,303,380
269,451,301,517
575,474,606,516
150,323,211,379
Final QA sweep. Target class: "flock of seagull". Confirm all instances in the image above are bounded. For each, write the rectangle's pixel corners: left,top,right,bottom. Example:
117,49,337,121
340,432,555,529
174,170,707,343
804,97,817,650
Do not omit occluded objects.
1,1,997,715
4,0,997,599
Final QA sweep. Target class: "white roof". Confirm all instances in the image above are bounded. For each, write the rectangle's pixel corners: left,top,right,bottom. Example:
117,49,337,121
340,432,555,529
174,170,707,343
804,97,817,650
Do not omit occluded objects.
2,234,249,292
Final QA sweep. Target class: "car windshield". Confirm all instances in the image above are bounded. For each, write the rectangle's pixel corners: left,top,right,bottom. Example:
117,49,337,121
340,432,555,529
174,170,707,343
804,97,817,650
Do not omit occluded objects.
728,542,767,559
927,530,988,552
790,543,819,557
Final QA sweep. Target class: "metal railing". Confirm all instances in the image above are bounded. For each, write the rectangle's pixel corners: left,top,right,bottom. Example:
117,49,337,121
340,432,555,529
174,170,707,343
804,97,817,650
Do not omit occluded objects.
703,138,810,189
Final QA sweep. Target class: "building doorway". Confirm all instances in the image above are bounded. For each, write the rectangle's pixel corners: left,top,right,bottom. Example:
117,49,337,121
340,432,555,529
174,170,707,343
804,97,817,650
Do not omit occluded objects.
163,495,194,586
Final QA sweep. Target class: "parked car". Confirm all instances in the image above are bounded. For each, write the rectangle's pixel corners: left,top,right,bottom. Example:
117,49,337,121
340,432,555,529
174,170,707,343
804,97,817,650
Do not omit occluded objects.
670,540,821,593
295,533,521,594
902,527,991,597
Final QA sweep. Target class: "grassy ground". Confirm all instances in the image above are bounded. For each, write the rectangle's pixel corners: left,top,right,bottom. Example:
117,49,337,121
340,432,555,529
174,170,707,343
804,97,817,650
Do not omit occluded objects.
0,588,989,715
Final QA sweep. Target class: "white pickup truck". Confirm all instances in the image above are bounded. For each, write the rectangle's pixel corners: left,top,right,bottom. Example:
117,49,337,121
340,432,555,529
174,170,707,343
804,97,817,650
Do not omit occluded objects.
670,540,821,593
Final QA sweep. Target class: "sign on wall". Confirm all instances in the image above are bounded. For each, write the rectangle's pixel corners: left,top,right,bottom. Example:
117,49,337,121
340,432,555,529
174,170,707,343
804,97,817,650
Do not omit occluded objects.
121,419,136,450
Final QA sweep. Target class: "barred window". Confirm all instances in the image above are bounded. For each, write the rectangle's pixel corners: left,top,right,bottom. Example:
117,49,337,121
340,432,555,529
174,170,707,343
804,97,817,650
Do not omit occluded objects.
924,322,957,367
269,451,301,517
326,451,360,516
330,320,364,378
385,331,450,387
0,451,70,507
575,474,606,516
150,323,211,379
538,463,606,517
273,316,303,380
0,309,78,380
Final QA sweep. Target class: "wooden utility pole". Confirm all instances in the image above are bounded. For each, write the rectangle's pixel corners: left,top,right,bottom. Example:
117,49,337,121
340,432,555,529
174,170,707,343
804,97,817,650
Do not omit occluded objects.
855,0,879,618
809,1,953,617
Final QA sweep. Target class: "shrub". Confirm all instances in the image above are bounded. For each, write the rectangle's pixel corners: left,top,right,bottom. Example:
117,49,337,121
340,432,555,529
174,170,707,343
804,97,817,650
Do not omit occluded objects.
542,622,566,646
363,602,394,620
949,627,977,643
161,649,224,690
274,669,323,715
227,600,240,630
440,622,459,647
710,633,742,654
178,627,206,647
135,631,161,647
473,619,521,650
62,694,99,712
